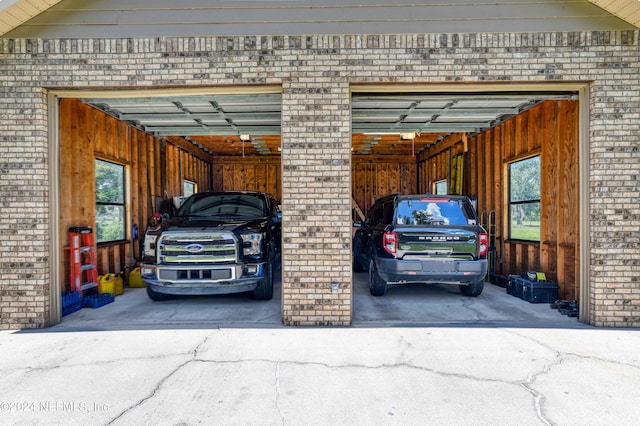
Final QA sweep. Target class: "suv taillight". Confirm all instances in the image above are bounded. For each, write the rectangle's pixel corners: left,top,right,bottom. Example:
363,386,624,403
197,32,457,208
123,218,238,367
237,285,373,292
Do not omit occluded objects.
383,232,398,255
478,232,489,257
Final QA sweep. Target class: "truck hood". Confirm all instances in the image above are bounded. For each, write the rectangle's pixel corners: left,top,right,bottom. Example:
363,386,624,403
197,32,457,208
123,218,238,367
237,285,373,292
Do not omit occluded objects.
162,216,268,234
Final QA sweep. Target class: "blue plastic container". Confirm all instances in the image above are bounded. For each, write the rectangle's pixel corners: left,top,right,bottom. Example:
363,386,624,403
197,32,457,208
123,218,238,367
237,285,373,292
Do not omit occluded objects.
61,291,83,316
83,293,115,308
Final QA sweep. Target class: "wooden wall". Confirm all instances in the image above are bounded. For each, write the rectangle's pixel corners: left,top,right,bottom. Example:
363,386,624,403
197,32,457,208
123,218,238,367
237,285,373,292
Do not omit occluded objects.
211,155,417,224
417,133,467,194
351,156,417,216
58,98,212,290
212,156,282,202
467,100,580,300
411,100,579,300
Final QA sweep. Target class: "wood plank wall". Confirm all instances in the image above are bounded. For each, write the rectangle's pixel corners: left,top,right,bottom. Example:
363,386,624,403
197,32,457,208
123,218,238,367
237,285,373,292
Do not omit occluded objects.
212,156,282,202
58,99,212,290
467,100,579,300
211,156,417,224
212,155,418,218
417,133,466,193
351,156,417,215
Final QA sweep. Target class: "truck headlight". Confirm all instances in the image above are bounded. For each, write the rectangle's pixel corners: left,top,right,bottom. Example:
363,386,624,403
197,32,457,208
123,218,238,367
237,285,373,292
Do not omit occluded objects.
241,233,264,256
143,234,158,257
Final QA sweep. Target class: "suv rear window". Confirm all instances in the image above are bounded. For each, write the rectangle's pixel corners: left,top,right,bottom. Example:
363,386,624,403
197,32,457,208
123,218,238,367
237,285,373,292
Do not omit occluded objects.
395,199,469,226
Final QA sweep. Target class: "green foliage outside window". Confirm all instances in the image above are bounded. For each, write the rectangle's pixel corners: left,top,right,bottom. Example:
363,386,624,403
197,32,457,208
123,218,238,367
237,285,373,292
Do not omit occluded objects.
96,160,126,243
509,156,541,241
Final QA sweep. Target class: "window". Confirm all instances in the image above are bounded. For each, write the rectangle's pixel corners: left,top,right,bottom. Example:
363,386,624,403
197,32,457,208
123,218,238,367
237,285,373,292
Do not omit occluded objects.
184,180,196,197
508,156,541,241
396,199,468,226
433,180,447,195
95,159,126,243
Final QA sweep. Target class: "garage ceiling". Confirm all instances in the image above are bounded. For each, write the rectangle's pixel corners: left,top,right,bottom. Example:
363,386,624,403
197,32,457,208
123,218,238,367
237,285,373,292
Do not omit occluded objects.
351,92,577,155
81,91,577,157
82,94,282,157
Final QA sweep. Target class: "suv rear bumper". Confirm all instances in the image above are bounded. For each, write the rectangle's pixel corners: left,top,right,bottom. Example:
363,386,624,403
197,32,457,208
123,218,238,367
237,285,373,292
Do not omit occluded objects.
142,263,265,295
376,257,487,285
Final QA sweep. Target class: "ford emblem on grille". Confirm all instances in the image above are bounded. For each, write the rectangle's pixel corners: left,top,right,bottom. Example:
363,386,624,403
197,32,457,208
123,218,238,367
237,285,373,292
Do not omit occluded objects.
185,243,204,253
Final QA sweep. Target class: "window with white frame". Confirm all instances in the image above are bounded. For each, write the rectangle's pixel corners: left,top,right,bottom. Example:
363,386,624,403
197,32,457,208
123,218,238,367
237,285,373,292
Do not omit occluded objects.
433,179,447,195
184,180,196,197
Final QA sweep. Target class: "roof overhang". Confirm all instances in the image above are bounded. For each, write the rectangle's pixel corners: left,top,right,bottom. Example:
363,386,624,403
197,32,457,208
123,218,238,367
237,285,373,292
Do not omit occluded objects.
1,0,639,37
0,0,62,36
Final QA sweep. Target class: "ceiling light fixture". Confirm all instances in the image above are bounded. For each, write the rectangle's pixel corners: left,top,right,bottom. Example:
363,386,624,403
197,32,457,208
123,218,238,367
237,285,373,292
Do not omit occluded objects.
239,134,251,142
400,132,416,140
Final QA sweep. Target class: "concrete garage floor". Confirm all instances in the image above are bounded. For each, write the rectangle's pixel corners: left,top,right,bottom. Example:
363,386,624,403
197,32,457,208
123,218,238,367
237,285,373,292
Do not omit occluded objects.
55,271,581,331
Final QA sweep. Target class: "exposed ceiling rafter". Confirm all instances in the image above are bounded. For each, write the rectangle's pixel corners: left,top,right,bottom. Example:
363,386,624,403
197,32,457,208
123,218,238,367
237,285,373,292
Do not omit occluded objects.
82,91,578,157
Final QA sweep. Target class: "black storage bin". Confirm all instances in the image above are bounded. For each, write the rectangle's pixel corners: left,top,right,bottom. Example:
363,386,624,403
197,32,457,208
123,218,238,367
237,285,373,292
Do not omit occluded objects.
520,279,558,303
507,275,558,303
506,275,524,298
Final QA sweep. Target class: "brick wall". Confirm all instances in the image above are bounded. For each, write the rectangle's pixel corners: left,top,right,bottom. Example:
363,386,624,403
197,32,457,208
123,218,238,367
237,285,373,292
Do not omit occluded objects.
0,31,638,328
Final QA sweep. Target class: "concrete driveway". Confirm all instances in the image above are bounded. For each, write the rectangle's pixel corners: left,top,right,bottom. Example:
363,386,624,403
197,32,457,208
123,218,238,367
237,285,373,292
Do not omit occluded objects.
3,275,639,425
54,271,579,331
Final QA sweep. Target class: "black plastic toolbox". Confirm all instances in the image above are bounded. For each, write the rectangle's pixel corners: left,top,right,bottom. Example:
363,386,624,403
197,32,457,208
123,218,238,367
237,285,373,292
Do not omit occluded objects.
507,275,558,304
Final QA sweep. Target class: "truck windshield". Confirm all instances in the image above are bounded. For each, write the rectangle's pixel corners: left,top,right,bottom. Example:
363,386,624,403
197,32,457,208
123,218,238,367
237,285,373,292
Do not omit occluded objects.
396,199,468,225
177,194,266,218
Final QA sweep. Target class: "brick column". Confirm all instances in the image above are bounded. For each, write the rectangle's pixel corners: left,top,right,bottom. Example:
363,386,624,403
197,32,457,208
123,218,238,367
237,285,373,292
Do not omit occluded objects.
280,80,352,326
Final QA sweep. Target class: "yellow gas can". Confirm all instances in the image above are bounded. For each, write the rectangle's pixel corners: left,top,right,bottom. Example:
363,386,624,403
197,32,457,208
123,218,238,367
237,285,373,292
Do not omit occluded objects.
113,274,124,296
98,274,114,295
128,267,145,288
99,273,124,296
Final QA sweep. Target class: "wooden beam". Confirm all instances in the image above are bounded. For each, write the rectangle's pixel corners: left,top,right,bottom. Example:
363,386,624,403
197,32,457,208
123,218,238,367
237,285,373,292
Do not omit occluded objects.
163,136,214,164
352,155,417,164
213,155,282,164
351,198,365,222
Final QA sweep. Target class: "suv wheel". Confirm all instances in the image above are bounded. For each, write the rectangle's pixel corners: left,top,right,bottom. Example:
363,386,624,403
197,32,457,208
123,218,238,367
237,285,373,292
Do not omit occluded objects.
368,257,387,296
252,256,274,300
459,279,484,297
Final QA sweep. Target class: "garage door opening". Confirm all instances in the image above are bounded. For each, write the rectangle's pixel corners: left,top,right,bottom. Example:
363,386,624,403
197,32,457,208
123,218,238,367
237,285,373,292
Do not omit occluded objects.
55,89,284,328
350,88,583,326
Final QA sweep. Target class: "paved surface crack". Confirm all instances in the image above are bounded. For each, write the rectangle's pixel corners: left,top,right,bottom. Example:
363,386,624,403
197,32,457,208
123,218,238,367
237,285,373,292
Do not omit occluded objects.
504,330,571,426
461,298,488,321
105,331,215,425
520,362,559,426
106,358,192,425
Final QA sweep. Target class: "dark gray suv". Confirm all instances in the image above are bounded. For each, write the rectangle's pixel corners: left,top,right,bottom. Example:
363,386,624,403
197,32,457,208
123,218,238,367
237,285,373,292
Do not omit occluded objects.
353,194,488,296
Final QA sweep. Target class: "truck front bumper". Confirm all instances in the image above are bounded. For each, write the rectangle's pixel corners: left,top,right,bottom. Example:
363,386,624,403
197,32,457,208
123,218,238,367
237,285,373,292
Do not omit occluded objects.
141,263,265,295
376,257,487,285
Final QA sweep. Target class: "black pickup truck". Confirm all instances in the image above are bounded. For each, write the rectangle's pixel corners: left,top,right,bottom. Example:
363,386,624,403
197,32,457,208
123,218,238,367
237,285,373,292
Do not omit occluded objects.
353,194,488,297
141,191,281,301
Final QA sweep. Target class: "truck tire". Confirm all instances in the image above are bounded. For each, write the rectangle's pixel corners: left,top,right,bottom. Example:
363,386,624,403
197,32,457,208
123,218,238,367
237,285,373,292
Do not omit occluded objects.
459,279,484,297
252,257,274,300
146,285,169,301
368,257,387,296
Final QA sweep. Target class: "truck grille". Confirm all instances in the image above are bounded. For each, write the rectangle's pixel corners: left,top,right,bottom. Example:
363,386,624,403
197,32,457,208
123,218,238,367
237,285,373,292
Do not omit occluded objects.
157,268,233,281
158,232,237,264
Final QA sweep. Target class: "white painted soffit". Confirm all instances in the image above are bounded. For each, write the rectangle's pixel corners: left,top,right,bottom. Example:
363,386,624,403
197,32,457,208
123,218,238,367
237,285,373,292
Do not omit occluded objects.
0,0,638,37
0,0,62,36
